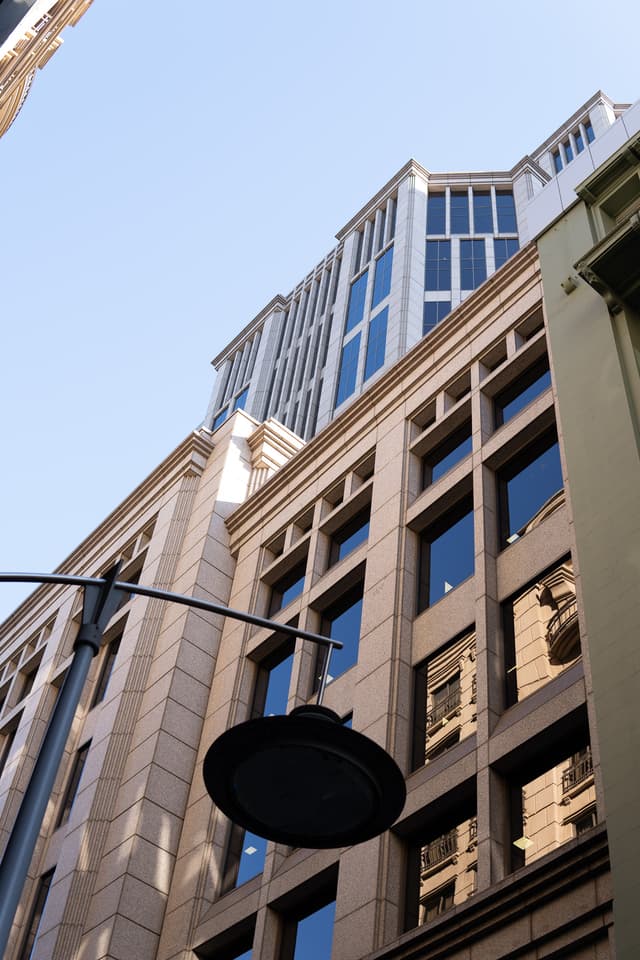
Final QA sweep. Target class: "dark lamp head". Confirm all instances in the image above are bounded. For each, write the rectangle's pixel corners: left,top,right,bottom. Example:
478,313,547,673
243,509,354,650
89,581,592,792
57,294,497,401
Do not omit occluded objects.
202,704,406,848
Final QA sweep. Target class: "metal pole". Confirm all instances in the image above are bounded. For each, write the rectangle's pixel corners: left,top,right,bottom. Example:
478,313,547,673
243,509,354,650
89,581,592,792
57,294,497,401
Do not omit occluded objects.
0,566,123,959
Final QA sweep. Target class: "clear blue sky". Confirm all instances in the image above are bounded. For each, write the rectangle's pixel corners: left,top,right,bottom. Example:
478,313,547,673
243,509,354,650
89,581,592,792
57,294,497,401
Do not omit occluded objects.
1,0,637,621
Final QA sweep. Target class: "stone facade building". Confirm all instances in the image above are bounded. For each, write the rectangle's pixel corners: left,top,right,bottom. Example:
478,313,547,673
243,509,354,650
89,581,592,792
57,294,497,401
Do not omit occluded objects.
1,93,640,960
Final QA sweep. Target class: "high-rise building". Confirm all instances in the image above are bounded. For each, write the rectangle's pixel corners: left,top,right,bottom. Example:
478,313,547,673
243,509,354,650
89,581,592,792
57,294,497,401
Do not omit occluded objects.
1,92,639,960
205,92,630,441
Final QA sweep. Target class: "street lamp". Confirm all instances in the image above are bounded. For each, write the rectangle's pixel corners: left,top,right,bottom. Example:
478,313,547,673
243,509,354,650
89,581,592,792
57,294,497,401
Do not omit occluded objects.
0,569,406,955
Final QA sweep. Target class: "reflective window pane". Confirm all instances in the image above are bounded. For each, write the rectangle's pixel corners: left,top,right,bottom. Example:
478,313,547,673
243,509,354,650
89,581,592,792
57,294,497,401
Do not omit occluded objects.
513,748,595,869
494,358,551,426
574,129,584,153
236,829,268,886
503,559,580,706
426,193,446,234
292,900,336,960
418,501,474,609
345,271,368,333
563,139,574,163
494,237,519,269
268,561,306,615
553,150,562,173
413,817,477,927
450,192,469,234
585,120,595,143
212,408,228,430
500,435,563,544
317,586,363,686
425,241,451,291
371,246,393,308
329,507,370,566
233,387,249,411
335,334,361,407
460,239,487,290
422,421,472,487
496,191,517,232
423,301,451,335
473,190,493,233
364,307,388,381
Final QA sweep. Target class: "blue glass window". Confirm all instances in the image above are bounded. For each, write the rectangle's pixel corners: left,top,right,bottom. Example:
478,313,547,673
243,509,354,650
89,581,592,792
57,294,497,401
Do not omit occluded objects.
495,358,551,427
317,586,363,686
494,237,519,269
329,507,370,565
212,408,228,430
268,560,306,615
345,270,368,333
233,388,249,411
496,192,517,233
364,308,388,381
423,301,451,335
292,900,336,960
425,241,451,291
335,334,361,407
553,150,562,173
574,129,585,153
460,239,487,289
371,247,393,308
235,829,268,886
585,120,595,143
426,193,446,234
499,433,563,545
563,139,574,163
422,422,472,487
450,192,470,234
418,500,475,609
473,191,493,233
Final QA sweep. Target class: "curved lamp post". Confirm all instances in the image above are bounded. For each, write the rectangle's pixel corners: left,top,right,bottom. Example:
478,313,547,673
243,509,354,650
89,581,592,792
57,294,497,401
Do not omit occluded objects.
0,569,405,955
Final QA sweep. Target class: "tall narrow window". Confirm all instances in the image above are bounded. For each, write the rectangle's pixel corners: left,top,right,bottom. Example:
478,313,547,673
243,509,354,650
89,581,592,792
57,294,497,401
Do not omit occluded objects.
56,741,91,828
450,192,469,234
473,190,493,233
371,246,393,308
315,585,364,688
552,150,562,173
418,498,474,610
585,120,595,143
233,387,249,411
498,431,563,546
281,898,336,960
18,869,54,960
574,128,585,153
460,239,486,289
426,193,446,234
496,192,517,233
563,139,574,163
0,722,18,779
335,335,361,408
345,271,368,333
364,308,388,381
423,301,451,335
329,507,370,566
91,632,122,708
425,241,451,291
422,421,472,487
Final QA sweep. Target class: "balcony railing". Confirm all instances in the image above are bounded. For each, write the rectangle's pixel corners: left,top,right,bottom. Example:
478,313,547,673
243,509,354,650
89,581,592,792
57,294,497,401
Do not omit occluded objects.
426,691,460,729
562,748,593,793
546,597,579,663
421,828,457,871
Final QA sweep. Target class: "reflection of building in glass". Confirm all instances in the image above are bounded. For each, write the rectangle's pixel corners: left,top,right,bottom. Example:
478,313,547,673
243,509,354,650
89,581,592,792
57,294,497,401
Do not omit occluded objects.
504,559,581,704
516,747,596,865
418,817,477,923
2,92,640,960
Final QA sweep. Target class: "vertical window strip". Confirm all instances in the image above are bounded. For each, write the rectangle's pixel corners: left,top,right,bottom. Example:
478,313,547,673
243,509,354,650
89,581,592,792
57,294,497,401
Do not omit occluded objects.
388,197,397,240
18,869,54,960
450,192,470,234
214,357,234,415
284,300,298,351
345,271,369,333
353,231,363,276
376,208,386,253
460,239,487,289
319,269,331,316
331,260,341,305
426,193,446,235
57,741,91,828
319,316,333,371
364,307,388,381
496,192,517,233
425,240,451,291
364,219,375,265
335,334,361,408
472,190,493,233
246,329,262,382
371,245,393,309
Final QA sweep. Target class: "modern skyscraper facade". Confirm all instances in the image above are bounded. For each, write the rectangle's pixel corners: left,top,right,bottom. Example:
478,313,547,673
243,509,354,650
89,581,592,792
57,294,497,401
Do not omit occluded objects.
1,91,639,960
206,92,630,442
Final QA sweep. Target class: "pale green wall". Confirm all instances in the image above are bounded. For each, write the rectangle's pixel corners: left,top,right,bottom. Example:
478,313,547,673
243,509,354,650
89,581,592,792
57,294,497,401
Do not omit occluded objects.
538,206,640,958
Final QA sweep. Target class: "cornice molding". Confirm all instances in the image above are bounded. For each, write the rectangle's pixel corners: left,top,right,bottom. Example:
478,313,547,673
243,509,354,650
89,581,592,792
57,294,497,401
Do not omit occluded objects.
211,294,287,368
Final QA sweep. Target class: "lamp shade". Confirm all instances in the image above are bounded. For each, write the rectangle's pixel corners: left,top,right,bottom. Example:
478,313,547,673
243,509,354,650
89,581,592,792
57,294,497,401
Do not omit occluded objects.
202,704,406,848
